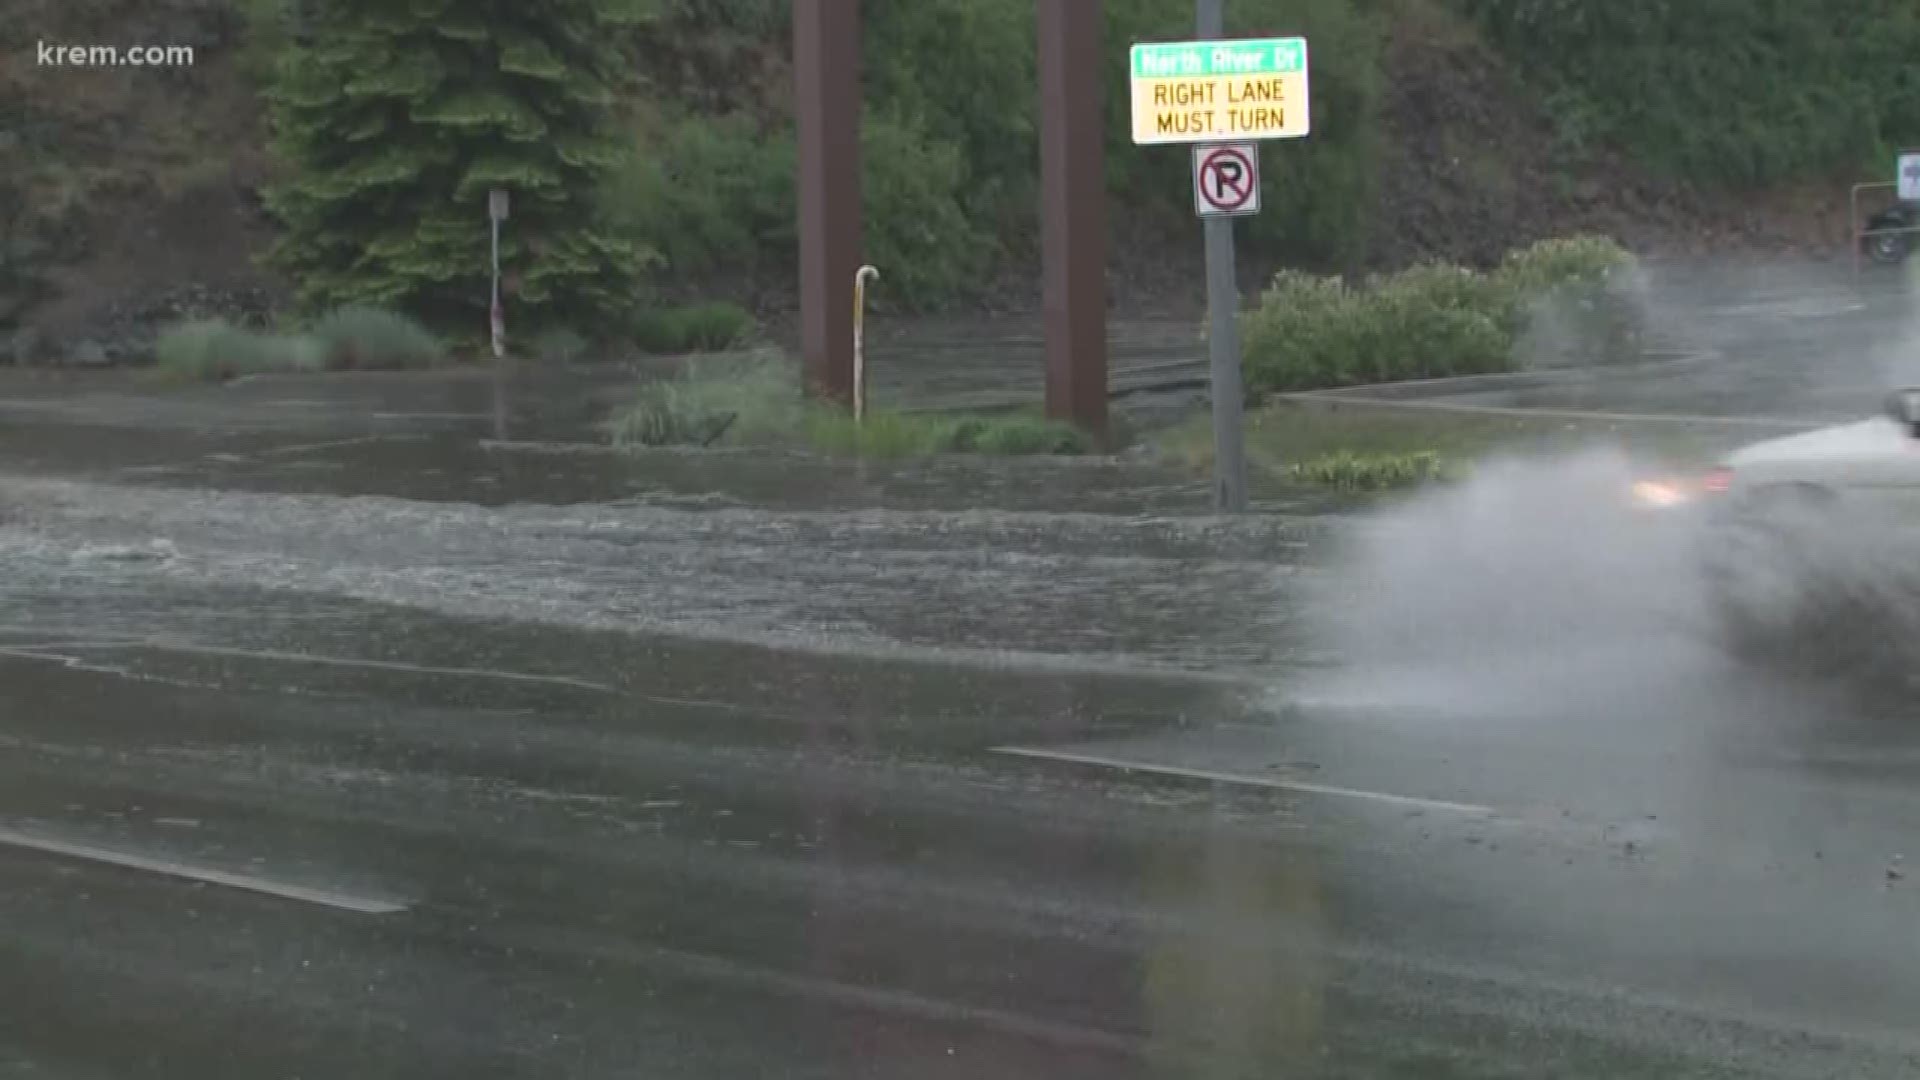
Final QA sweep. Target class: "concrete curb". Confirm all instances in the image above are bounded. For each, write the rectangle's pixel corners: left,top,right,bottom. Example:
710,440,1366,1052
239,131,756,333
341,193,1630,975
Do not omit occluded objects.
1279,350,1716,403
1269,394,1828,431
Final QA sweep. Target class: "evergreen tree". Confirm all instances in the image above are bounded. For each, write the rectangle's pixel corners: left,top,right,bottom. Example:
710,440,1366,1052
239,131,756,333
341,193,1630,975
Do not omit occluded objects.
262,0,654,341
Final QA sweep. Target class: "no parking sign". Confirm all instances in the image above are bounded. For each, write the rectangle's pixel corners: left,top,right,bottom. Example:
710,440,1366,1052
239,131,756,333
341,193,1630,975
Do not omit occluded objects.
1193,143,1260,217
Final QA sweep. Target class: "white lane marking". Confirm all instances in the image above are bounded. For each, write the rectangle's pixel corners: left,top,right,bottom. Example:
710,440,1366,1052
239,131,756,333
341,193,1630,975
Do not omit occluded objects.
0,640,143,652
0,827,406,915
992,745,1497,817
371,412,491,422
1,641,617,695
630,942,1139,1054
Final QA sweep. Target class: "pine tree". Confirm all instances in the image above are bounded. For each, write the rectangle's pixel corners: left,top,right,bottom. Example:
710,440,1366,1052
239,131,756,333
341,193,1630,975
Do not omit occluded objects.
262,0,654,342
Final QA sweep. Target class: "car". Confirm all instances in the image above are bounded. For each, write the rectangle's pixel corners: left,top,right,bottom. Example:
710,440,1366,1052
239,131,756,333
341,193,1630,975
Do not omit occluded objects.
1632,390,1920,680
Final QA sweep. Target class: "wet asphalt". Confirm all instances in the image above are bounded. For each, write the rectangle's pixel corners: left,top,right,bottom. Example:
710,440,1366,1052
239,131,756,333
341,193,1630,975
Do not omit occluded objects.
4,267,1920,1078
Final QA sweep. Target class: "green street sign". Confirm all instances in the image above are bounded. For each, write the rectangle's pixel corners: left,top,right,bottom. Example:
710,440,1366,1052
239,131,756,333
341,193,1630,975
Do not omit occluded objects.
1129,37,1307,79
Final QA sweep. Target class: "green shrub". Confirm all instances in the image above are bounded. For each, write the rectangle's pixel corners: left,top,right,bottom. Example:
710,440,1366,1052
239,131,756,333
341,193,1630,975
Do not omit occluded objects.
1288,449,1458,491
154,319,326,382
310,306,441,371
951,414,1091,455
599,112,797,278
860,110,996,309
630,302,756,354
1240,269,1512,394
608,354,1091,457
609,353,802,447
803,409,955,459
1494,236,1643,366
1240,236,1642,394
1494,235,1633,294
533,327,591,364
802,409,1091,458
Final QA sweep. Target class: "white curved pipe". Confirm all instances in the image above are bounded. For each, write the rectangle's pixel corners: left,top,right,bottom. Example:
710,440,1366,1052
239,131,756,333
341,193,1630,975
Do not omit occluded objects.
853,265,880,422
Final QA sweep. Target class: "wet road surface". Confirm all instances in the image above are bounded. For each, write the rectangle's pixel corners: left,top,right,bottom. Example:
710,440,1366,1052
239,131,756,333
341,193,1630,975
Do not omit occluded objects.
5,273,1920,1078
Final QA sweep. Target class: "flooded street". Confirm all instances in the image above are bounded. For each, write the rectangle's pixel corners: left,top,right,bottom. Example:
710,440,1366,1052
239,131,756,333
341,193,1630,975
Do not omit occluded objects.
5,264,1920,1077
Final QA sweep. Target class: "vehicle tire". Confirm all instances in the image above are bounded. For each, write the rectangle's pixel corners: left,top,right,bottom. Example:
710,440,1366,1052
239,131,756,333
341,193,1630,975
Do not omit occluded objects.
1704,484,1919,688
1864,212,1912,266
1704,485,1851,675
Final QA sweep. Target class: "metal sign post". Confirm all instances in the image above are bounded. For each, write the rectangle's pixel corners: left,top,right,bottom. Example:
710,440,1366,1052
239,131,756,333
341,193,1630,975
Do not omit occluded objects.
488,188,509,360
1038,0,1110,440
1197,0,1246,511
794,0,862,405
1130,20,1310,512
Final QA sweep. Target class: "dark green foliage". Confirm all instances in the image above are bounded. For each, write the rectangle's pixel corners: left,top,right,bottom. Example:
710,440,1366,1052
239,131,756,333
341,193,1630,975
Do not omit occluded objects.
1456,0,1920,187
590,0,1384,305
310,305,443,369
631,302,756,353
261,0,656,337
601,108,984,310
1242,269,1511,391
532,326,591,363
859,111,994,308
864,0,1039,248
156,306,441,380
598,112,796,279
947,414,1093,455
609,353,803,447
1289,449,1457,490
608,355,1092,457
0,110,90,330
154,319,326,381
0,204,57,330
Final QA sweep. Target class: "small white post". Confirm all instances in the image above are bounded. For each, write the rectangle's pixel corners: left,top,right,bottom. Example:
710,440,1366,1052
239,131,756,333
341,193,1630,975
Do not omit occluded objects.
488,188,509,359
852,264,880,422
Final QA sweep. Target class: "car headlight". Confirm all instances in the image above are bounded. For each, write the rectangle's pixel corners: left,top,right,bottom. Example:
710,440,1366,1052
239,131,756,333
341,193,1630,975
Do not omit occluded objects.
1630,478,1694,509
1629,467,1731,511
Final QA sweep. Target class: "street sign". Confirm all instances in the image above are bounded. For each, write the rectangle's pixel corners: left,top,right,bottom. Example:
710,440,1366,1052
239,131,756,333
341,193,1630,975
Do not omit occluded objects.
1129,36,1309,145
489,188,509,221
1900,152,1920,202
1193,143,1260,216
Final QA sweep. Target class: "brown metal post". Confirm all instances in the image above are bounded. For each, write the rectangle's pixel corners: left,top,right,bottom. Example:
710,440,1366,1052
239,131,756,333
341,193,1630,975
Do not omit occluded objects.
794,0,861,404
1038,0,1109,437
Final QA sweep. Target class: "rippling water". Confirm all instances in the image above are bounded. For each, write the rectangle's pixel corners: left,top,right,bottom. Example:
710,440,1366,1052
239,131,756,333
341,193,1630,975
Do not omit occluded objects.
0,477,1324,676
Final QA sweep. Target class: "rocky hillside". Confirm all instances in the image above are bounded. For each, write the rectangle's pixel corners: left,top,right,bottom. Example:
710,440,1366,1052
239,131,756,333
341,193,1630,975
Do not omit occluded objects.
4,0,278,364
